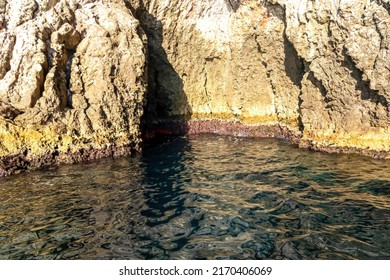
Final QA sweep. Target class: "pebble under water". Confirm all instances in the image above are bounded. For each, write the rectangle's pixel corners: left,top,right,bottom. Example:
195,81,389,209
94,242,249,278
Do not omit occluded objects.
0,135,390,260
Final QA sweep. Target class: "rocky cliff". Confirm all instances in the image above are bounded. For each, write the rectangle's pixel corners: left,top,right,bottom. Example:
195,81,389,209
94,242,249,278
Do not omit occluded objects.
283,0,390,156
1,0,390,175
133,0,390,157
0,0,147,176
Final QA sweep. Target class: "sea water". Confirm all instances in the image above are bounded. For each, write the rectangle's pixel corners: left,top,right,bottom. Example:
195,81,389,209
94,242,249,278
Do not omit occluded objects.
0,135,389,259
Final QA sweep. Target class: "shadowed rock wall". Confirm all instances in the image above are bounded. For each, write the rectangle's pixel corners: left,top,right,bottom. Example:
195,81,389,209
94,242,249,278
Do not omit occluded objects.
131,0,390,157
130,0,302,133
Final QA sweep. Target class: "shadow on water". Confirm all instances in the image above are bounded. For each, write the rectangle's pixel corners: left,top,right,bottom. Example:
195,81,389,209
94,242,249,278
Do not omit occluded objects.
141,138,191,224
136,137,199,258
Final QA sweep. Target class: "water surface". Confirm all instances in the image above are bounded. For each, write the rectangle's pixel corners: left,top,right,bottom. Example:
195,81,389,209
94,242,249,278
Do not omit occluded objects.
1,135,389,259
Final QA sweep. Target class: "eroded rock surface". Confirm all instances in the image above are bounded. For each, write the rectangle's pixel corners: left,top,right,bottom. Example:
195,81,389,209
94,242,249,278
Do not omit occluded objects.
281,0,390,154
1,0,390,176
0,0,147,176
131,0,302,133
132,0,390,156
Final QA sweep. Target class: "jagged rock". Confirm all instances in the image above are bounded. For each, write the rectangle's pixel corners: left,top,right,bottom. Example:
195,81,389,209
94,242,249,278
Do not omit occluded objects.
0,101,22,120
0,0,147,176
1,0,390,176
281,0,390,153
131,0,302,133
133,0,390,156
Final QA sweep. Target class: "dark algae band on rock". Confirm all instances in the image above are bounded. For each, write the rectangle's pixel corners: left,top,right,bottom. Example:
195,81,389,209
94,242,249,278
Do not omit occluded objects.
143,119,301,144
1,0,390,175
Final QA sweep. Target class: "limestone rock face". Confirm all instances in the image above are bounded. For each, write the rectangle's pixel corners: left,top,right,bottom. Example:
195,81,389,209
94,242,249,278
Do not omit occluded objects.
0,0,147,176
132,0,390,156
1,0,390,176
280,0,390,153
131,0,302,133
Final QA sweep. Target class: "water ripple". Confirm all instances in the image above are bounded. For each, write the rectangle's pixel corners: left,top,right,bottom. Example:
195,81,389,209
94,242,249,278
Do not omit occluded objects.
0,135,390,259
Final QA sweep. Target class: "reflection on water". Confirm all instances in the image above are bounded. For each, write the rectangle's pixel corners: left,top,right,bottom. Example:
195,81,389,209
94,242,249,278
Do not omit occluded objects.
0,135,390,259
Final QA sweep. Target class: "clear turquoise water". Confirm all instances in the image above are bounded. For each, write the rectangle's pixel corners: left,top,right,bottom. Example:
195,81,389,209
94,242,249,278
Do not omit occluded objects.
0,135,389,259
